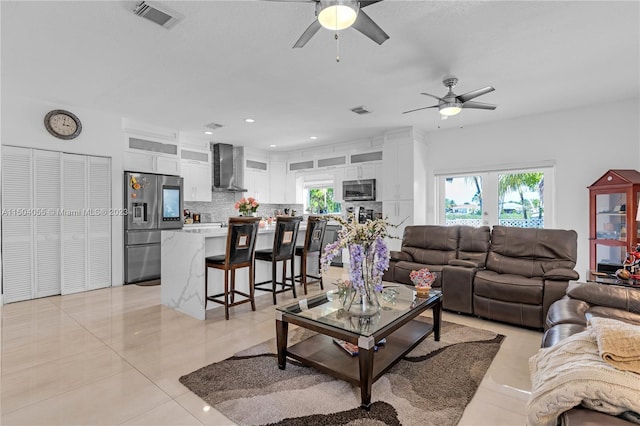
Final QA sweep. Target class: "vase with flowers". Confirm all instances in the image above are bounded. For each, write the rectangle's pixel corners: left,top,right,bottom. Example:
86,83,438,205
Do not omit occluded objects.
235,197,259,216
410,268,436,298
321,214,397,318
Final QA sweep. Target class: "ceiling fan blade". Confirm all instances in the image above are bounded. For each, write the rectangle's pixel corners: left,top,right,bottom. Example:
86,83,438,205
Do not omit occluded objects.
457,86,495,103
293,20,322,48
402,105,438,114
261,0,315,2
351,10,389,45
462,101,497,110
420,92,444,101
360,0,384,7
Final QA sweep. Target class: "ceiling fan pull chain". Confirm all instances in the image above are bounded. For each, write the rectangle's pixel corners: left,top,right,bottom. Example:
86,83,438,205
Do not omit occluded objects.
335,31,340,62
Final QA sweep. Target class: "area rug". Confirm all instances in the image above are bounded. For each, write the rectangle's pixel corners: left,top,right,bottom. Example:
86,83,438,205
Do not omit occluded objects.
179,319,505,426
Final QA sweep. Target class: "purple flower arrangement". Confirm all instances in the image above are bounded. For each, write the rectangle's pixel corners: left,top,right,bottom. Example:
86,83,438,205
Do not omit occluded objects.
321,214,397,295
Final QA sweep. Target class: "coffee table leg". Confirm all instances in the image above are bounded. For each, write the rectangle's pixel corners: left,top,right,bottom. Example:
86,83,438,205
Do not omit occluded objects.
358,338,375,410
433,299,442,341
276,318,288,370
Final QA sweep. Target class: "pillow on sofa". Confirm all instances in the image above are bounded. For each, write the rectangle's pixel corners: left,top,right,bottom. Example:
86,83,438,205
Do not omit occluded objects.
568,283,640,314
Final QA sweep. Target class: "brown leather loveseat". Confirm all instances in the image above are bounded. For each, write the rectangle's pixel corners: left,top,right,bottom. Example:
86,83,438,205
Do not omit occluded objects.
540,282,640,425
383,224,579,329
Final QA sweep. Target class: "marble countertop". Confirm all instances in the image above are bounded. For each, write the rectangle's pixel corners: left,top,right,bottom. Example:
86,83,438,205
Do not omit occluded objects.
171,223,307,237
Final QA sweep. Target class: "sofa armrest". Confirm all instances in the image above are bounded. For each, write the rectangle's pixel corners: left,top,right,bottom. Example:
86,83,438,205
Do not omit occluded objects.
448,259,485,268
390,250,413,262
568,283,640,314
544,268,579,281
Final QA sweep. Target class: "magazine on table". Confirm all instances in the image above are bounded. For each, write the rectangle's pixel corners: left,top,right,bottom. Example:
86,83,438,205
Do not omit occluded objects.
333,338,387,356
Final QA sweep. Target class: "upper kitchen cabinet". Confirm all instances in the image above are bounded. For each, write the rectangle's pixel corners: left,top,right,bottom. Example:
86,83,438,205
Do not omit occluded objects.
122,120,180,175
181,148,212,202
382,128,425,202
244,149,270,202
270,160,297,204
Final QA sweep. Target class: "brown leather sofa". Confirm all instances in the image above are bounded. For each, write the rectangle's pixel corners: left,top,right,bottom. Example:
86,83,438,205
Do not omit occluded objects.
384,224,579,329
541,282,640,425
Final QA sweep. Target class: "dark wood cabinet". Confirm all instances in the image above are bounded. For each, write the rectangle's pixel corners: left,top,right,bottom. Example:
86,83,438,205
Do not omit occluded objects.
588,169,640,272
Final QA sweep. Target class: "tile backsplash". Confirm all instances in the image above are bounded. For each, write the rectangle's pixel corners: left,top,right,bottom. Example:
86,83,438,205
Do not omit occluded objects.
184,193,302,223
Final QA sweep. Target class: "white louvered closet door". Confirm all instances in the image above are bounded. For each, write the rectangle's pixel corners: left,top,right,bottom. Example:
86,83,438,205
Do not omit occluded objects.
61,153,88,295
1,146,34,302
87,156,111,290
34,149,62,298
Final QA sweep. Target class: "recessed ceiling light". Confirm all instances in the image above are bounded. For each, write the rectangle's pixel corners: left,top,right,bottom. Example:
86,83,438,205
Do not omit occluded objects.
269,144,276,148
310,136,318,140
244,118,255,123
204,131,213,135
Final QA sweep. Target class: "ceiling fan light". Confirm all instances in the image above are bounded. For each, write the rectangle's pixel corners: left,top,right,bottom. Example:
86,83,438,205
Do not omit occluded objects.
439,103,462,116
317,1,358,31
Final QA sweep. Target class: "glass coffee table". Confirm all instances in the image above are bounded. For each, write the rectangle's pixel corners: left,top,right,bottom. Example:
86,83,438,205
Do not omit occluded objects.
275,284,442,409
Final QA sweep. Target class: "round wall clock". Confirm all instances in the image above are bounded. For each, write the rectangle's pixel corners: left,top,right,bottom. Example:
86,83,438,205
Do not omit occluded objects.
44,109,82,140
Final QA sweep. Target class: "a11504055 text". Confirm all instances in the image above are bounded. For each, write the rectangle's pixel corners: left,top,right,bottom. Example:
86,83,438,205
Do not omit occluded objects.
2,208,128,217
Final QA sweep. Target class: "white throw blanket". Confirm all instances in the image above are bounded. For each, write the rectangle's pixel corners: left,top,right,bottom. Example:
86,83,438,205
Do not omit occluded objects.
527,330,640,426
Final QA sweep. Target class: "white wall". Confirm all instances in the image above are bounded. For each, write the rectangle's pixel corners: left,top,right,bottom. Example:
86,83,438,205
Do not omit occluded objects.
1,94,125,287
422,98,640,279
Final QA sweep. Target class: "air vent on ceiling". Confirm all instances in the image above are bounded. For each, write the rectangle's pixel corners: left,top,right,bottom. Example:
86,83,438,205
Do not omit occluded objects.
205,122,224,130
133,1,182,29
350,105,372,115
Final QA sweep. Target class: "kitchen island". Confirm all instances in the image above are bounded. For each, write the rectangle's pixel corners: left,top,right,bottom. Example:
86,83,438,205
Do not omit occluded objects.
161,223,308,320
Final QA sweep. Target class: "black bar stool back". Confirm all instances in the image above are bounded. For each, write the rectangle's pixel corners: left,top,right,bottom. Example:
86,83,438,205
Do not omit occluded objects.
295,216,328,295
254,216,302,304
205,216,261,320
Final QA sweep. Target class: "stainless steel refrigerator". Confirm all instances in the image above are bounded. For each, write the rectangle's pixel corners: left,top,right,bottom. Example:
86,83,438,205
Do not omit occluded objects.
124,172,183,284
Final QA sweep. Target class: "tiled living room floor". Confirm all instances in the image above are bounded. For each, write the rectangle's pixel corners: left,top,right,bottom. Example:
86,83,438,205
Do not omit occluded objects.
0,267,542,425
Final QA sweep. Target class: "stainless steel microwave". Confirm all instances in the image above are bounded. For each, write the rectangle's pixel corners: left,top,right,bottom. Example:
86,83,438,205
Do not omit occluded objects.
343,179,376,201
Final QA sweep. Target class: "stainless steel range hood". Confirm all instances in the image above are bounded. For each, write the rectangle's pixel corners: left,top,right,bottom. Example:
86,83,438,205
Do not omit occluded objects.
212,143,247,192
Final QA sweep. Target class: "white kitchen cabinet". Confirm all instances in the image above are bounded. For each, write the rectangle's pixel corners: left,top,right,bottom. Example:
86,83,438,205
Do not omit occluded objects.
344,163,379,180
245,168,270,202
181,148,212,202
382,139,413,201
124,134,180,175
1,147,111,303
383,200,414,251
269,160,287,203
333,167,345,203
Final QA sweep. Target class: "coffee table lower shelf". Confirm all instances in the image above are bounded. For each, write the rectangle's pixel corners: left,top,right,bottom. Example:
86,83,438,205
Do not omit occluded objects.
285,319,433,386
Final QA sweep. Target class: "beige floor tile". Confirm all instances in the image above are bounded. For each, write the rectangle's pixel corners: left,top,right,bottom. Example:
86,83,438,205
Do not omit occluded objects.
121,399,203,425
175,391,235,426
0,369,171,425
1,345,133,413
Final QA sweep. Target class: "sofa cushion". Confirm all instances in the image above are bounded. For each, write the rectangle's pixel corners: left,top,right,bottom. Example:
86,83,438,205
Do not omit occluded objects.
401,225,458,265
474,270,543,304
568,283,640,314
394,261,444,287
486,226,577,277
458,225,491,264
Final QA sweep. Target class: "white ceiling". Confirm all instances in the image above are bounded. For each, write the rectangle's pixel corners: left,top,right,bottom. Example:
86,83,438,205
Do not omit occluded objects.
2,1,639,150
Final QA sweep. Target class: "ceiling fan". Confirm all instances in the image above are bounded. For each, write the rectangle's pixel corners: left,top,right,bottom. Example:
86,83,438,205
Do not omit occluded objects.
402,76,497,119
263,0,389,48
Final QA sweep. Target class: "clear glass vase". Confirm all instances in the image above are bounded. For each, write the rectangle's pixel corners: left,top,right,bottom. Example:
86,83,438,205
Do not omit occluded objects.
342,270,381,318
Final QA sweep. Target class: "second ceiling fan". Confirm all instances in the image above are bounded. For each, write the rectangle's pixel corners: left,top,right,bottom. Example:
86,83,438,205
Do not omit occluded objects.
264,0,389,48
403,76,497,119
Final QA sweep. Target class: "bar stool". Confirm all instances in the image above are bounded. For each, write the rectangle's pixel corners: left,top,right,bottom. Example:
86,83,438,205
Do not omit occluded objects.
254,216,302,305
205,216,261,320
295,215,327,295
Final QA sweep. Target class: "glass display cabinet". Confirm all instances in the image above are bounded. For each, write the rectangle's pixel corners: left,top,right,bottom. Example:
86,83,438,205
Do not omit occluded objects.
588,169,640,273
